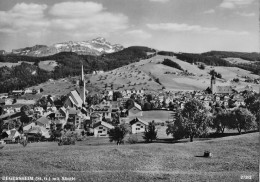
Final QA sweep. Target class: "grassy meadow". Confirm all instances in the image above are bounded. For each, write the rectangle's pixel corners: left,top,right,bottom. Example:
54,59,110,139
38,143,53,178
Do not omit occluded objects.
0,132,258,182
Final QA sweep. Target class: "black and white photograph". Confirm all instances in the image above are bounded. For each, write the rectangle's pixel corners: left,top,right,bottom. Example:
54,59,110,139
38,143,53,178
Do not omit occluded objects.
0,0,259,181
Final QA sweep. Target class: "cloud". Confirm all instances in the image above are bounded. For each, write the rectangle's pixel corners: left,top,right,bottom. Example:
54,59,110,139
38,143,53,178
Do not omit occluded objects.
49,2,104,17
0,3,49,33
149,0,169,3
125,29,152,40
219,0,255,9
236,12,255,17
49,1,128,37
203,9,215,14
147,23,249,35
0,2,129,43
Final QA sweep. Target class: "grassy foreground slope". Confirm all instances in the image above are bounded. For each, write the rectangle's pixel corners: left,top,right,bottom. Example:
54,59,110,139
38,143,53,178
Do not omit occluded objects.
0,132,258,182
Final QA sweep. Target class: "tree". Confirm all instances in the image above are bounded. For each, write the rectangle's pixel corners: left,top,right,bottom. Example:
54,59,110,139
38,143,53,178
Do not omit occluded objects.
245,96,260,129
181,99,210,142
210,110,231,133
20,115,30,124
125,99,134,109
12,98,17,104
143,102,152,111
166,109,186,140
113,91,122,101
109,124,129,145
143,121,157,142
0,119,4,134
228,108,256,134
146,94,153,102
36,96,48,110
198,64,205,70
0,107,3,115
21,105,31,115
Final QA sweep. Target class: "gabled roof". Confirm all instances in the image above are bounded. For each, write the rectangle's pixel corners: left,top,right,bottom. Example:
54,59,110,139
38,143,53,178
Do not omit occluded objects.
130,102,142,111
129,118,148,126
36,116,50,125
93,121,114,129
70,90,83,107
5,129,20,139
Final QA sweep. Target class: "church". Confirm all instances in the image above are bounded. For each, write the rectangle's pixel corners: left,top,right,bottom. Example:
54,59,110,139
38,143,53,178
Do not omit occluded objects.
210,74,233,94
64,65,87,108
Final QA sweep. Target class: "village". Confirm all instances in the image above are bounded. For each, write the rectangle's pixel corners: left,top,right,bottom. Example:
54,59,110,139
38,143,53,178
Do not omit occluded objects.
0,65,257,144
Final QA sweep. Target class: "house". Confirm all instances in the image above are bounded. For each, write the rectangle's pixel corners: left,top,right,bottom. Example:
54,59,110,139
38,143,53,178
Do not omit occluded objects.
55,107,68,121
35,116,51,129
117,97,130,108
12,90,24,95
24,89,33,94
5,98,13,105
34,107,44,116
66,108,84,129
90,112,102,124
93,121,114,137
128,102,142,117
26,126,50,141
3,129,21,143
129,118,148,134
23,122,36,132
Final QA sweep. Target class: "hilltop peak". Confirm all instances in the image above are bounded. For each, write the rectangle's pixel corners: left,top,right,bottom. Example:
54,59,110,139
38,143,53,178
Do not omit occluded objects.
92,37,107,43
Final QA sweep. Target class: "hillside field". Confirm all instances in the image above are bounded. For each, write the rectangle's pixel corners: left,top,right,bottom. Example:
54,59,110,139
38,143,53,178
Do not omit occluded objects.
0,132,258,182
38,60,58,72
88,55,260,93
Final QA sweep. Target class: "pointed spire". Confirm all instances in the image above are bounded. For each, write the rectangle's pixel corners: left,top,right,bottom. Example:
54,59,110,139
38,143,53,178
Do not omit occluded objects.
81,64,84,81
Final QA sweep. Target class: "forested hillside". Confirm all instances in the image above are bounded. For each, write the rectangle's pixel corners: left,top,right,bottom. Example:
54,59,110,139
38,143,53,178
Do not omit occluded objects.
0,47,156,93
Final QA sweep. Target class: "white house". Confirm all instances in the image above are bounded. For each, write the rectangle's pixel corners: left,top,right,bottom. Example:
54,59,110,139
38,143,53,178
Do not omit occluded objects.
23,122,36,132
93,121,114,137
129,118,148,134
128,102,142,117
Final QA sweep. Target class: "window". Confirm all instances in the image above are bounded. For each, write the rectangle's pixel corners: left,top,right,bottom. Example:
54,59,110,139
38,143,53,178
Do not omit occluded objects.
141,126,143,128
103,129,106,131
136,128,140,130
136,124,140,126
98,131,102,133
99,127,103,129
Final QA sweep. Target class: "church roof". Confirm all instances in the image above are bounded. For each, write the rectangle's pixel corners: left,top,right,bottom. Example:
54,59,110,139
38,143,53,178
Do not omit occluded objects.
69,90,83,107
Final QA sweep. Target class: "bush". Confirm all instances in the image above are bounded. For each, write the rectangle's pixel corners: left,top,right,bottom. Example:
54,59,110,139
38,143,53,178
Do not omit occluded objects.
198,64,205,70
233,78,239,82
127,134,138,144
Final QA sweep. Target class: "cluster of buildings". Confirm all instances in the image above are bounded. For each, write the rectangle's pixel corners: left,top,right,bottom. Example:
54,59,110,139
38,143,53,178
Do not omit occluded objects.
0,65,258,142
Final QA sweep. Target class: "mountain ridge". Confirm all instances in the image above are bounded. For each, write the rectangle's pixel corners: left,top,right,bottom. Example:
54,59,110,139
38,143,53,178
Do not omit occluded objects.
9,37,124,57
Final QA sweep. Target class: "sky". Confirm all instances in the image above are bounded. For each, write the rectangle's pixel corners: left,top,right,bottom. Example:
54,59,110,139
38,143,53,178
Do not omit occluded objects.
0,0,258,53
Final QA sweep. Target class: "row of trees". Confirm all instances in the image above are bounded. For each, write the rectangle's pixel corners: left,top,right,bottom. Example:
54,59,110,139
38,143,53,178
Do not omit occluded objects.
166,99,258,142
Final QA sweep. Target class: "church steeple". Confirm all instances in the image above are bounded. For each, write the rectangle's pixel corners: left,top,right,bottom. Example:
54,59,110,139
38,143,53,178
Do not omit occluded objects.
211,74,216,94
81,64,84,82
79,64,86,105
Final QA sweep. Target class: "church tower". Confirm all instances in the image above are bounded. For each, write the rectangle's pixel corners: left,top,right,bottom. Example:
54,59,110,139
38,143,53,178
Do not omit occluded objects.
79,64,86,105
211,74,216,94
